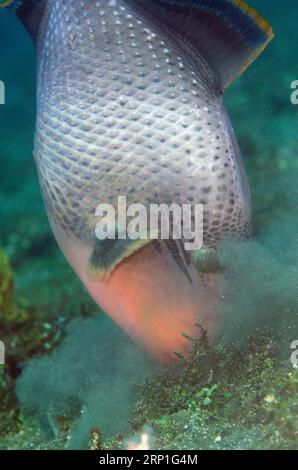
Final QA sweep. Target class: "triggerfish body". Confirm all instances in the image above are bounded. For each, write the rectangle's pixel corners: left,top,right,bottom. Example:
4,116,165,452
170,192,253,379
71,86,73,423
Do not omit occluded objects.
2,0,273,361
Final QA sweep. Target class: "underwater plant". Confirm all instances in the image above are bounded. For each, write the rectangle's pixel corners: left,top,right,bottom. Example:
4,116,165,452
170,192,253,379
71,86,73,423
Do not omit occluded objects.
0,249,27,325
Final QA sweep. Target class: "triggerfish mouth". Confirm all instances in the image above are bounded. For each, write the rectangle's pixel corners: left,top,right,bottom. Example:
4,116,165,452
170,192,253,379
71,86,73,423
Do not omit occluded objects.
2,0,273,361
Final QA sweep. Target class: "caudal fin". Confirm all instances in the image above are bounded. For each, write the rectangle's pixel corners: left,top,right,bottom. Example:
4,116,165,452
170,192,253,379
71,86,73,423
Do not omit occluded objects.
125,0,274,89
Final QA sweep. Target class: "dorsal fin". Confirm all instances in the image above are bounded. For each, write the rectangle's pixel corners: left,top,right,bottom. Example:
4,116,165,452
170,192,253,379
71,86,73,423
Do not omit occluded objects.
125,0,274,89
1,0,47,41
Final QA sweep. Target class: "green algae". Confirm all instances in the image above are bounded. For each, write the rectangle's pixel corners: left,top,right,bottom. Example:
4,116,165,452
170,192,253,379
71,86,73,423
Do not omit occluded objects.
103,333,298,450
0,249,27,324
2,321,297,450
0,249,67,439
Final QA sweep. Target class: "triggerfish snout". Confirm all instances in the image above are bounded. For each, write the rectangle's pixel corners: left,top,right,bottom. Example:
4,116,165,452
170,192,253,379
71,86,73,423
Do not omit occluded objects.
3,0,273,361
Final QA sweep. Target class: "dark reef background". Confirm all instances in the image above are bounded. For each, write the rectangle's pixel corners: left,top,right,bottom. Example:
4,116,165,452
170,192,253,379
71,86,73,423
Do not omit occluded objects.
0,0,297,449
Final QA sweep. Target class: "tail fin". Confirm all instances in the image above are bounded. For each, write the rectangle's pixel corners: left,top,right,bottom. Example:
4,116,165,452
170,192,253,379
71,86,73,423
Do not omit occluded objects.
1,0,47,41
125,0,274,89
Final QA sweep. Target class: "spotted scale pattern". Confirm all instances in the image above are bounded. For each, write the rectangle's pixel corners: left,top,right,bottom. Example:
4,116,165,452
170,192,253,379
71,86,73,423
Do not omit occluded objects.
34,0,252,250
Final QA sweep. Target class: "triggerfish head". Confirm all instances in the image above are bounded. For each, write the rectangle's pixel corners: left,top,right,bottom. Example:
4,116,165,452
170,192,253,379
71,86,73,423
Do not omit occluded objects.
2,0,273,361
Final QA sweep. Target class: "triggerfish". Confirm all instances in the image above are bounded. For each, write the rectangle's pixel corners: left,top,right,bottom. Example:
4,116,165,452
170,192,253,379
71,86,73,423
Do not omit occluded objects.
1,0,273,361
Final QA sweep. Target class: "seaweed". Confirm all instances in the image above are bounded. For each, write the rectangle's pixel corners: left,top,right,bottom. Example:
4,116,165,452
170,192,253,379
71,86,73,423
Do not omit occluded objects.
104,331,298,450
